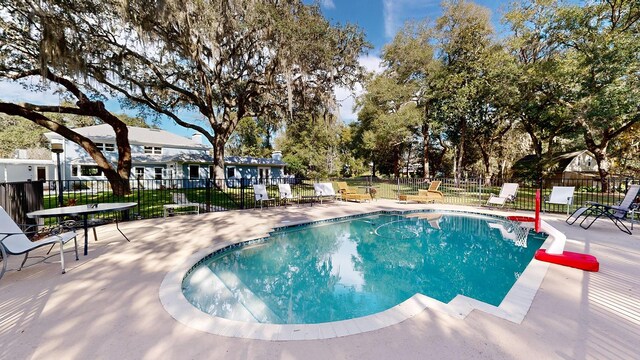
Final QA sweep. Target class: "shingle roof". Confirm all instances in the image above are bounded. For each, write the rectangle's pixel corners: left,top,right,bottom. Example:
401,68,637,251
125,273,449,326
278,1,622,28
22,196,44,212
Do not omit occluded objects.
45,124,209,149
224,156,286,166
129,153,285,166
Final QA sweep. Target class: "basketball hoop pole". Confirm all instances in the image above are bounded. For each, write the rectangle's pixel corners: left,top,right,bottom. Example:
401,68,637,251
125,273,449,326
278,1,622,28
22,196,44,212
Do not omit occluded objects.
535,189,541,233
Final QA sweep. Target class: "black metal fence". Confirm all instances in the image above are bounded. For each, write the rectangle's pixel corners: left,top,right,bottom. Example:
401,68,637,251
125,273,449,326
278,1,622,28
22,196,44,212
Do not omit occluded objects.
0,181,43,224
5,176,637,222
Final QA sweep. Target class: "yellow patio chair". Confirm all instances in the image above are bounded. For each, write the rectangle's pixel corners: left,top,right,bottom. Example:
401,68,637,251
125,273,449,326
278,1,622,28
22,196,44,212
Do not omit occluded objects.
336,182,371,203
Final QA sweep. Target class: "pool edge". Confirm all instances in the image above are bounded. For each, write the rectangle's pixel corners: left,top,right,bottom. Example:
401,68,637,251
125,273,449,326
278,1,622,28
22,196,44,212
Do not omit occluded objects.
159,207,557,340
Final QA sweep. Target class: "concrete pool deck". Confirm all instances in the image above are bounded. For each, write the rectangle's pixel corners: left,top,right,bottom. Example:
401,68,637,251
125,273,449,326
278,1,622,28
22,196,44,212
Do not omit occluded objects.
1,200,639,359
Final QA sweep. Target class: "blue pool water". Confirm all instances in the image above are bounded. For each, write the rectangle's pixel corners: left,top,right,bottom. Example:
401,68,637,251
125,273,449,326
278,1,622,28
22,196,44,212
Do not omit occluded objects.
182,211,546,324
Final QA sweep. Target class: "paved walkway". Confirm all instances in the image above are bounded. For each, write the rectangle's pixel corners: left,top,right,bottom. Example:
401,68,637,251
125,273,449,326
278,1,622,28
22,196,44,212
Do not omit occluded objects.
1,200,638,359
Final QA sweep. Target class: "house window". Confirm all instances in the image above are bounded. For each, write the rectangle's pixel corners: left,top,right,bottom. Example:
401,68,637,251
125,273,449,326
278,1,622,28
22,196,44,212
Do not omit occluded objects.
226,166,235,178
72,165,79,176
134,167,144,179
587,158,592,167
209,165,215,179
96,143,115,151
189,165,199,179
258,167,270,183
144,146,162,154
154,167,163,180
80,165,102,176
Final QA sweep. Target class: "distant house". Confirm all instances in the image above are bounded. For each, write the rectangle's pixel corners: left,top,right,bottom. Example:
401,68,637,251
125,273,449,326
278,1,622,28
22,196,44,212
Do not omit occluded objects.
512,150,603,184
38,124,285,188
0,149,54,183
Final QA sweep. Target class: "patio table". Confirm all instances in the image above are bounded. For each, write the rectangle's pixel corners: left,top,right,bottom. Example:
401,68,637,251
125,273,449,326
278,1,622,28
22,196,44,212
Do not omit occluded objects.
27,202,137,256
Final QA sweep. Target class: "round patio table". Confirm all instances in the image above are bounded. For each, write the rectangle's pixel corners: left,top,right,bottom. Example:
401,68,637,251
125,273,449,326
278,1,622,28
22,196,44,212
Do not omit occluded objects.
27,202,137,256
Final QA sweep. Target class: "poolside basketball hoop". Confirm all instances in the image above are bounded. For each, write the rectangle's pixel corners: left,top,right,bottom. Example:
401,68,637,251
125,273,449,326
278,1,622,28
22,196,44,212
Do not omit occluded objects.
506,189,599,271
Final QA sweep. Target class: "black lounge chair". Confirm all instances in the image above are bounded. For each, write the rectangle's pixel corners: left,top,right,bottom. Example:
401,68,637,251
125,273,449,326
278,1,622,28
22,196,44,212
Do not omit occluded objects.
566,184,640,235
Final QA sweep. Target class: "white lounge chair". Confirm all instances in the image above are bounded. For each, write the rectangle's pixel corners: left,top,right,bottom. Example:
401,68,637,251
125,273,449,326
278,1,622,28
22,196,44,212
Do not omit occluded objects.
313,183,338,204
278,184,300,206
253,184,275,210
486,183,519,208
0,206,78,280
546,186,575,215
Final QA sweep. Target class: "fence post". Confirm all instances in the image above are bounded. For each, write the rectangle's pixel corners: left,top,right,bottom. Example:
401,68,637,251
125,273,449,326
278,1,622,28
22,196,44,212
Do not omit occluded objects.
478,178,482,205
205,178,211,213
240,183,245,209
137,178,141,217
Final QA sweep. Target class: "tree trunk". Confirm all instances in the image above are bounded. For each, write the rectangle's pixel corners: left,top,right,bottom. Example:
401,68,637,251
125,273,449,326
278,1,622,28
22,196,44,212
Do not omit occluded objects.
455,123,466,186
591,148,611,192
422,117,430,179
479,145,491,186
212,136,226,186
405,143,412,177
393,148,401,178
584,132,611,192
455,145,464,186
102,169,130,196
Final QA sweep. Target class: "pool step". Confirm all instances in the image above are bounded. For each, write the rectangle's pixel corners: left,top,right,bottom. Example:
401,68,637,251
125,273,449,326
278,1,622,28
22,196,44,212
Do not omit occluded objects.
214,270,283,323
183,266,258,322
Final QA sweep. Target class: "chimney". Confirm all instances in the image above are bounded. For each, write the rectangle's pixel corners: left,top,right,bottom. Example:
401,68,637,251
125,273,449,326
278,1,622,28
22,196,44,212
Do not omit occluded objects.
271,151,282,161
192,133,203,144
13,149,28,159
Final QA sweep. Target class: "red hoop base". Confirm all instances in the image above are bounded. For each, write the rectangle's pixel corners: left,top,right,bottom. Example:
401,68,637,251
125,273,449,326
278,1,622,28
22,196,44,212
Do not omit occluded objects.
535,249,599,272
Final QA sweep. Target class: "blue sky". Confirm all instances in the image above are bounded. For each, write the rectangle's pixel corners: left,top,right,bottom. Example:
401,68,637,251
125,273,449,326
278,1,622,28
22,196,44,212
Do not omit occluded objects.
312,0,506,52
1,0,506,140
313,0,506,123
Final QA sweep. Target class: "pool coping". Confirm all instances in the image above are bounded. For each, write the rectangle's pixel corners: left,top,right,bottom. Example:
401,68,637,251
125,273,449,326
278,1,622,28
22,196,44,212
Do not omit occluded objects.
159,208,557,341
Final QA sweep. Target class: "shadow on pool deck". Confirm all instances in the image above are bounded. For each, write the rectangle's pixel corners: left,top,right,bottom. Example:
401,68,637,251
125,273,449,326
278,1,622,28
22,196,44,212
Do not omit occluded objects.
1,200,639,359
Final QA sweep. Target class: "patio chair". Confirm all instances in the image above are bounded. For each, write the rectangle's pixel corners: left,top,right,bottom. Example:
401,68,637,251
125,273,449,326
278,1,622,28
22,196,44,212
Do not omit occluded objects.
567,184,640,235
399,181,444,204
163,192,201,219
545,186,575,215
0,206,78,280
278,184,300,206
313,183,338,204
253,184,275,210
336,181,371,203
485,183,519,208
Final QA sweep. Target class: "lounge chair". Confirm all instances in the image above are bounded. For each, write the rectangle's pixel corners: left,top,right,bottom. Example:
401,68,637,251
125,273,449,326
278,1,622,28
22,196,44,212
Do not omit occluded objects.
545,186,575,215
0,206,78,280
278,184,300,206
163,192,201,219
399,181,444,203
567,184,640,234
336,182,371,202
313,183,338,204
485,183,519,208
253,184,275,209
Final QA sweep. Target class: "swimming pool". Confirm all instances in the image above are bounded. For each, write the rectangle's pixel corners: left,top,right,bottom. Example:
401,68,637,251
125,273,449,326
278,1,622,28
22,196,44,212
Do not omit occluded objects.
181,211,547,325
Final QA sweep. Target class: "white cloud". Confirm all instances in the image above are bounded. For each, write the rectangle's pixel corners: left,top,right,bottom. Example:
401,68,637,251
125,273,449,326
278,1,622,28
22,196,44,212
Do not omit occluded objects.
383,0,439,39
383,0,396,38
358,55,385,74
334,55,383,123
320,0,335,10
0,80,62,104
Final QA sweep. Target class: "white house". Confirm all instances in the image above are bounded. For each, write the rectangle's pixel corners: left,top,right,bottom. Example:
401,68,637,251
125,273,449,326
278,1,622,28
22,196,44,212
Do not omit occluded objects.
0,149,54,183
41,124,285,188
